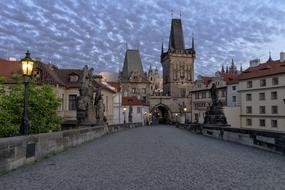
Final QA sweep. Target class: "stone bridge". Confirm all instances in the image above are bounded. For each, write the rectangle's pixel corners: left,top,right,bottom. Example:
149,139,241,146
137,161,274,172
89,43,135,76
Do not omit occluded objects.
0,125,284,190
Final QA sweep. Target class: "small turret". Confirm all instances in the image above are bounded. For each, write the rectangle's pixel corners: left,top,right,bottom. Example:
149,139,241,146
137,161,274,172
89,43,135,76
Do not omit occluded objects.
148,65,153,75
192,33,195,51
268,51,272,62
155,66,159,75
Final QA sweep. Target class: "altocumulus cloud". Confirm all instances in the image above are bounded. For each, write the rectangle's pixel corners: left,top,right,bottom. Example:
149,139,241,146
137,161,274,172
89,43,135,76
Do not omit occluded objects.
0,0,285,76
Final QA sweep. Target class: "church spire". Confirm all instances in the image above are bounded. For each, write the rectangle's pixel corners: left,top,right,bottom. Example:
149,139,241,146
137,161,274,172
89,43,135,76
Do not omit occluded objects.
268,51,272,62
168,18,185,50
192,33,195,51
229,58,236,73
221,64,225,73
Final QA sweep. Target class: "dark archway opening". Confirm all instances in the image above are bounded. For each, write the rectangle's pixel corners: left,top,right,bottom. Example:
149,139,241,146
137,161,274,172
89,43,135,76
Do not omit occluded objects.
152,105,170,124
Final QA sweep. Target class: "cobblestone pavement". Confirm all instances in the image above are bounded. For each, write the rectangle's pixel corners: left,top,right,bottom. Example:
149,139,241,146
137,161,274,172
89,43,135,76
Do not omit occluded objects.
0,125,285,190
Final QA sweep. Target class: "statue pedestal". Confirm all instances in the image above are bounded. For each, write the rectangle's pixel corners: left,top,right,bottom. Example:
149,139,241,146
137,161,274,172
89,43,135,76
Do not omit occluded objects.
204,105,228,125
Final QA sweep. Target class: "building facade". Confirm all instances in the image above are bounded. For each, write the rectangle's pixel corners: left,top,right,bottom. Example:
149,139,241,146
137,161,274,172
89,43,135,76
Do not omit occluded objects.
239,53,285,131
0,59,117,126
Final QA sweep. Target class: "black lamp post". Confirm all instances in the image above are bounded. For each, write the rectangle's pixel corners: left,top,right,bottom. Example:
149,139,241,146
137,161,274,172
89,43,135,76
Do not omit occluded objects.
183,107,187,124
20,50,34,135
123,107,126,124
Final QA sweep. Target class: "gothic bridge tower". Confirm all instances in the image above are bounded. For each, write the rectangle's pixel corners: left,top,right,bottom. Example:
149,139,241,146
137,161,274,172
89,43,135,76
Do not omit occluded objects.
161,18,195,97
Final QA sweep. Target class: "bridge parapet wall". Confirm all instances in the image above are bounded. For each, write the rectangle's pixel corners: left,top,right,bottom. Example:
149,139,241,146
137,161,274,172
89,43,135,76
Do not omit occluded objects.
178,124,285,154
0,123,142,174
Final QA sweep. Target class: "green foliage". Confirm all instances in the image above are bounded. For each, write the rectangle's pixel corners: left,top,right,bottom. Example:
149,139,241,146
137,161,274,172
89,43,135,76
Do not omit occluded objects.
0,78,62,137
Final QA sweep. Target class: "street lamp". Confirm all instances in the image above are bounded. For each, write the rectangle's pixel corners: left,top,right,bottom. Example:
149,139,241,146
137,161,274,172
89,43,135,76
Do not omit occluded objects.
175,113,178,124
20,50,34,135
123,107,127,124
183,107,187,124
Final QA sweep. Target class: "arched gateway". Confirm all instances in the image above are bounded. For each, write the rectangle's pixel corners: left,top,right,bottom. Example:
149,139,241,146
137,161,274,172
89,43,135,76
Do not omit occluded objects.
150,104,172,124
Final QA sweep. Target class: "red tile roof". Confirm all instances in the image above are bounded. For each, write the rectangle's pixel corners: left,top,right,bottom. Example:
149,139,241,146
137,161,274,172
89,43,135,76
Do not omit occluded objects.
122,96,147,106
201,76,212,86
55,68,82,88
219,72,239,84
96,81,117,93
0,58,22,77
107,82,121,91
239,59,285,80
0,58,82,88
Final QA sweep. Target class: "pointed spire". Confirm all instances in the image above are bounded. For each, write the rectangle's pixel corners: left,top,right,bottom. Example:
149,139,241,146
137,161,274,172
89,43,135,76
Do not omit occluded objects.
161,41,164,54
149,64,153,73
155,66,158,74
226,65,229,73
192,32,195,50
171,10,173,18
229,58,235,73
240,65,243,72
268,51,272,62
169,18,185,50
221,64,225,73
179,10,182,19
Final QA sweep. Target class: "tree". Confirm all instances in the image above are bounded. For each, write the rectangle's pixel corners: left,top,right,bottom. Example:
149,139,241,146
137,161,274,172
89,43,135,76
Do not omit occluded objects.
0,76,62,137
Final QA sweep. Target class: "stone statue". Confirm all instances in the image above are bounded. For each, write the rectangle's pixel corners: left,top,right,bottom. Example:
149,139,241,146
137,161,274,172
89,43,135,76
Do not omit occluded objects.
77,65,96,125
210,83,218,106
95,87,105,124
204,83,228,125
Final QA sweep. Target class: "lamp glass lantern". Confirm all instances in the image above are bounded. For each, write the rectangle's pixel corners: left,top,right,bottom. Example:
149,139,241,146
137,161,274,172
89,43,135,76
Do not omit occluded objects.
21,50,34,76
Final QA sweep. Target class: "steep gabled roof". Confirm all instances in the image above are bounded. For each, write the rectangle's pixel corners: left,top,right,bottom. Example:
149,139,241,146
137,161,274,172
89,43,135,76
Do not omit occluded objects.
169,19,185,50
121,49,147,82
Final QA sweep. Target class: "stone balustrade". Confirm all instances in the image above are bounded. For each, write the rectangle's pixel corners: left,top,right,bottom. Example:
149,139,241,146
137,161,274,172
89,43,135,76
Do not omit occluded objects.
177,123,285,154
0,123,142,174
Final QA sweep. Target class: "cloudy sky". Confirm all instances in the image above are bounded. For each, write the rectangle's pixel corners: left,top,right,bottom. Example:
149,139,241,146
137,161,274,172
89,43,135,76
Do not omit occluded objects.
0,0,285,76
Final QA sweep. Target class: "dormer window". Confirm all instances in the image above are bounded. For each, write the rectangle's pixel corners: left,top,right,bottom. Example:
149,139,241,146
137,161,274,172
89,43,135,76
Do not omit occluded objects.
69,74,79,82
32,69,42,80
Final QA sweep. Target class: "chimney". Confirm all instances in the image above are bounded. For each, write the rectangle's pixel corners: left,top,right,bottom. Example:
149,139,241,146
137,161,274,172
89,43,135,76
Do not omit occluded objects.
280,52,285,62
8,57,17,61
34,58,41,62
249,59,260,67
